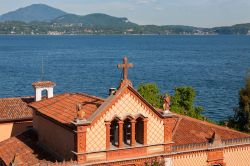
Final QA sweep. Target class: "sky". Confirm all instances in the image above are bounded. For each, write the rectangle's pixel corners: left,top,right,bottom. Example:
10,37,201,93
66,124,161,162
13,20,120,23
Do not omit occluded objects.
0,0,250,27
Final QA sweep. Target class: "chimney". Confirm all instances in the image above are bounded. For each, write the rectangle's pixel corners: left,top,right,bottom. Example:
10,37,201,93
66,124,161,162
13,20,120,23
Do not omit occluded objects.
109,88,116,96
32,81,56,102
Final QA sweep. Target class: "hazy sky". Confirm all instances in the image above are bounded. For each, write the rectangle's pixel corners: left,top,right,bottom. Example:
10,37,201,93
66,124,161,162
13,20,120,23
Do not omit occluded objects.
0,0,250,27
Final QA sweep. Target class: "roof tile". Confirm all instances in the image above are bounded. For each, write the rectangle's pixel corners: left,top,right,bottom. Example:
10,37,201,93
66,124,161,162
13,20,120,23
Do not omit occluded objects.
173,115,250,145
30,93,104,126
0,97,34,122
0,130,57,165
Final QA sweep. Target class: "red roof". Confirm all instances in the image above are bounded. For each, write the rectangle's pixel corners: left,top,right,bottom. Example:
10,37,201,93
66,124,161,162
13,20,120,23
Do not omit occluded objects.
0,130,57,165
32,81,56,87
0,114,248,165
0,97,34,122
173,114,249,145
30,93,104,125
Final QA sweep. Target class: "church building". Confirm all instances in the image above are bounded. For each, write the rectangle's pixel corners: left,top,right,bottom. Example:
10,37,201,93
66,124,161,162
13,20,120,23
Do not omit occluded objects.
0,57,250,166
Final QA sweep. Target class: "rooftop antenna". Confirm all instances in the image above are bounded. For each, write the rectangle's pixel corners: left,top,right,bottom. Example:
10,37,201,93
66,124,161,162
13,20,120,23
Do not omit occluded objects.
41,56,44,81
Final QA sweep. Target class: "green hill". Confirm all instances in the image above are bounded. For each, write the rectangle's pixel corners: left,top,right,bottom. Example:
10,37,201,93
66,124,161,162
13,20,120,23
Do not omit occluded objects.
0,4,66,22
0,4,250,35
52,13,138,28
213,23,250,34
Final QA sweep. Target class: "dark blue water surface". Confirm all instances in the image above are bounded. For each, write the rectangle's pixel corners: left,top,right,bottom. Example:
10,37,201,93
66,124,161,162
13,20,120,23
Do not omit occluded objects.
0,35,250,121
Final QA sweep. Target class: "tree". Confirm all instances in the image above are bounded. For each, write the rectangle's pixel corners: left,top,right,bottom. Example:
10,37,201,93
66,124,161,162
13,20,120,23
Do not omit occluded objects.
171,86,204,120
137,83,205,120
137,83,163,109
228,71,250,132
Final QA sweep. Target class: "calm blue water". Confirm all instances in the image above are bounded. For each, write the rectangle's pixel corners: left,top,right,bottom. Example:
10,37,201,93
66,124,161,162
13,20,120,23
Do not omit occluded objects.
0,35,250,121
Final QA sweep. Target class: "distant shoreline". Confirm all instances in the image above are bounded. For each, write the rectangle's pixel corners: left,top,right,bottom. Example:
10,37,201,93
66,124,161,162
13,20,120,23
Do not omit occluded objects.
1,33,249,36
1,4,250,35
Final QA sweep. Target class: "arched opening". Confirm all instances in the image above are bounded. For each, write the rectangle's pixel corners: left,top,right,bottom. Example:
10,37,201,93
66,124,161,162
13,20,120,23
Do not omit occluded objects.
123,118,131,146
110,119,119,147
135,117,144,145
41,89,48,99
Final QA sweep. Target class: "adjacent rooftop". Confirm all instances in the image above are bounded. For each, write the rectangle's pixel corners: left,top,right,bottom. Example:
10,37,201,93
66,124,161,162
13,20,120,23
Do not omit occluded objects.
30,93,105,126
0,97,34,123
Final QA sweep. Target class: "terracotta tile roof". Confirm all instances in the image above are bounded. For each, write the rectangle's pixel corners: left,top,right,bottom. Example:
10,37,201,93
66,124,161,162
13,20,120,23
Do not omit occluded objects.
172,114,250,145
30,93,105,126
0,97,34,122
32,81,56,87
0,130,57,165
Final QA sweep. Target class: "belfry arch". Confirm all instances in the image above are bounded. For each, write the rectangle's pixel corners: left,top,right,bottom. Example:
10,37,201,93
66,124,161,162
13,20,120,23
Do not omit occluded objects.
105,114,148,150
110,118,119,147
135,115,148,145
135,117,144,144
123,118,131,145
108,116,123,148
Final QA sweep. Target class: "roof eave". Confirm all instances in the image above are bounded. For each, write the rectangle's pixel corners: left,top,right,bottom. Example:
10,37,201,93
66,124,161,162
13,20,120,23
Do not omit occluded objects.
0,117,33,123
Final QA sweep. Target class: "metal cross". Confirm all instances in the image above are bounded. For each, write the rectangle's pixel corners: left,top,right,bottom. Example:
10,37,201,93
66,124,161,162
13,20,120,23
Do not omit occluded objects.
117,56,134,80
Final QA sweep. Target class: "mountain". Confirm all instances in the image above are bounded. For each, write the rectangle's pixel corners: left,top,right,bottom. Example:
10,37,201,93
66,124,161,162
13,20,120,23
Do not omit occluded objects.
212,23,250,34
0,4,66,22
0,4,249,35
52,13,138,28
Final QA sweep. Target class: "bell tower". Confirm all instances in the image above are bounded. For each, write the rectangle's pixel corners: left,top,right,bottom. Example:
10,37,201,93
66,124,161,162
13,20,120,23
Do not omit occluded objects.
32,81,56,101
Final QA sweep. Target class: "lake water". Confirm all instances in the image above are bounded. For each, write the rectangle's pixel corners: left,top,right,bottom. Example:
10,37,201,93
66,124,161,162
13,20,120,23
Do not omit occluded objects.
0,35,250,121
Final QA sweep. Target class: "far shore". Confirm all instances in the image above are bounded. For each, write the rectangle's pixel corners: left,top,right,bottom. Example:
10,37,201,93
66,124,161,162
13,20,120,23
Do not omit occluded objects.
1,33,249,36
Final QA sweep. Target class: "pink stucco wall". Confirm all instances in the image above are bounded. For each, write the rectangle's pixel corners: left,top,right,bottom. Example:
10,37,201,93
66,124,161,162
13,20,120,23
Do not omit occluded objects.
33,113,75,160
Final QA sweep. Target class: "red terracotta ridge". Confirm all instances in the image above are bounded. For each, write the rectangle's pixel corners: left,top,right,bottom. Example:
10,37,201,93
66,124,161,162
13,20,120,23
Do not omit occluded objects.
31,93,105,106
172,117,183,136
29,93,69,108
0,96,34,100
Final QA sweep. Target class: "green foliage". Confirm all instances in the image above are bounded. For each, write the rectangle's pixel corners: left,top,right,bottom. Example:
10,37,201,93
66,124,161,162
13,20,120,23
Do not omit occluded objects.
171,86,204,120
227,71,250,132
137,83,163,109
137,83,205,120
53,13,139,29
213,23,250,35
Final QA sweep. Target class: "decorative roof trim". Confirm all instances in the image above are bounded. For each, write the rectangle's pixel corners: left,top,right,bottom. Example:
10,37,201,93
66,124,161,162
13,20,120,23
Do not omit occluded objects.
32,81,56,87
84,83,174,127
